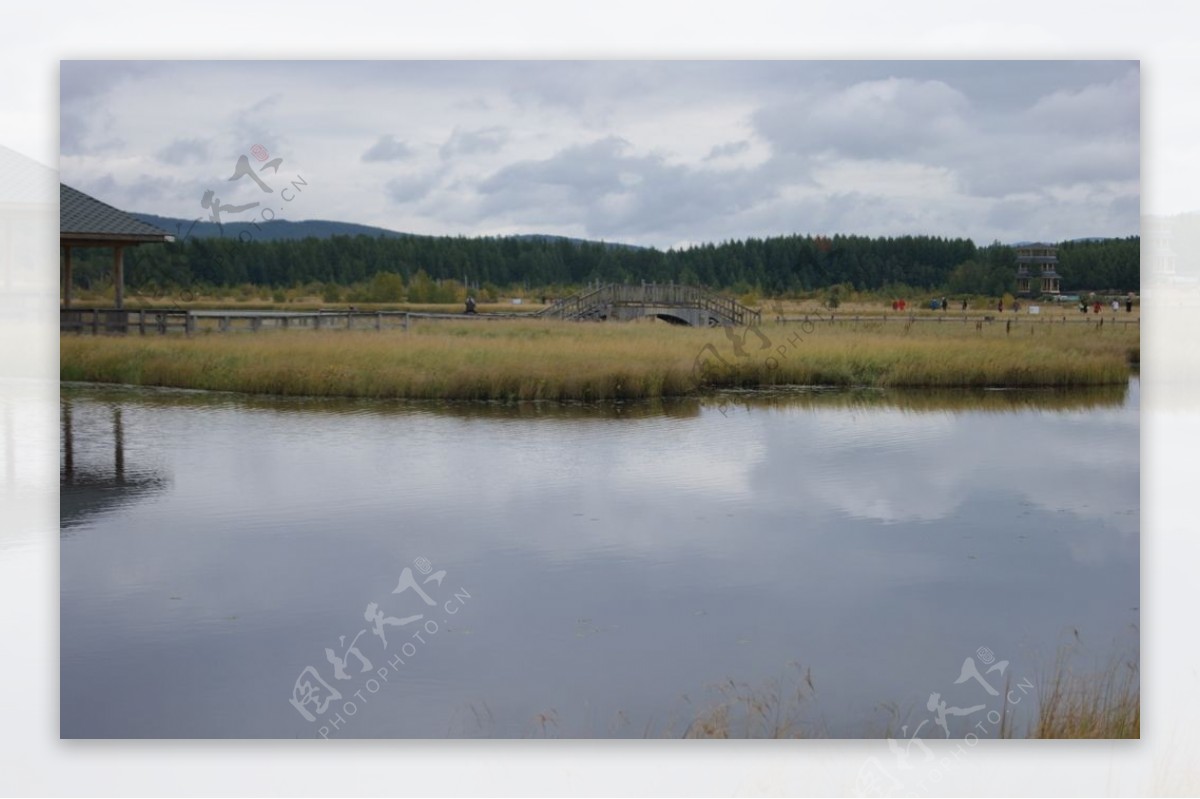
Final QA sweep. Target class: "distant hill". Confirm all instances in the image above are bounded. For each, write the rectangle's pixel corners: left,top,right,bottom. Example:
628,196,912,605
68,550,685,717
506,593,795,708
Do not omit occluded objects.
131,213,410,243
131,213,643,250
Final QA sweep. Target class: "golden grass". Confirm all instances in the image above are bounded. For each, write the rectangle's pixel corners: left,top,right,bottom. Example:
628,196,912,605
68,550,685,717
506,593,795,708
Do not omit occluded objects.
60,317,1137,400
1029,647,1140,738
671,640,1139,739
483,651,1139,739
676,666,821,739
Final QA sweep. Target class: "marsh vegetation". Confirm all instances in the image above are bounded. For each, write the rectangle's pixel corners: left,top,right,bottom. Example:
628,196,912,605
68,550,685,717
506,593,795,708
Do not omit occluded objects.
61,316,1138,400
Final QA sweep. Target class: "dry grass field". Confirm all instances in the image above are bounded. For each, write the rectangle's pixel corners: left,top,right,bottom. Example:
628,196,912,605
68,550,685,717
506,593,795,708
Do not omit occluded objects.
61,314,1138,400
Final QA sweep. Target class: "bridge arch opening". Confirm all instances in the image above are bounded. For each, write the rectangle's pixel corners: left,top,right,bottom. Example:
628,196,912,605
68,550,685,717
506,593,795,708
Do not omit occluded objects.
654,312,691,326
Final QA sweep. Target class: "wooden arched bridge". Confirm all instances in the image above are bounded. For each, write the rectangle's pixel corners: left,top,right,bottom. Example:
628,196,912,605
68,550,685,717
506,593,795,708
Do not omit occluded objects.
535,283,761,327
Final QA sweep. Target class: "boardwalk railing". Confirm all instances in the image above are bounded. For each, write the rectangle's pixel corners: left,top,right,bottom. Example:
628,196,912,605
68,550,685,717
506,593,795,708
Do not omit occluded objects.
61,308,197,335
536,283,761,326
59,306,542,335
773,312,1140,328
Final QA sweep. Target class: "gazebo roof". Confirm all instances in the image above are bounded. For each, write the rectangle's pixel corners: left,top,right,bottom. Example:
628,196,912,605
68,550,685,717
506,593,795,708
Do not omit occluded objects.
60,184,174,245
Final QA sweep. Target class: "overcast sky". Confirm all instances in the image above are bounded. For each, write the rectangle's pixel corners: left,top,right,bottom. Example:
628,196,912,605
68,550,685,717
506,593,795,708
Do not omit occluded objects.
59,60,1139,249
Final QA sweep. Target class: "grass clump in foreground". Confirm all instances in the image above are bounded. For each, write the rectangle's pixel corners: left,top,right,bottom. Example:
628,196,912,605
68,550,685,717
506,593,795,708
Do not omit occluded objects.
482,649,1139,738
1032,646,1139,738
649,645,1138,739
672,658,1138,739
60,318,1137,401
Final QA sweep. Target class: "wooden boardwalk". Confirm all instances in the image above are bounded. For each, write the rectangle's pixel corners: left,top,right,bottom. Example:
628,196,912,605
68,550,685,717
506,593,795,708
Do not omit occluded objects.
58,307,522,335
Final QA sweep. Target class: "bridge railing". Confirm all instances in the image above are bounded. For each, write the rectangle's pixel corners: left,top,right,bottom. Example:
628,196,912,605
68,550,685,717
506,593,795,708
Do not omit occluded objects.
536,283,761,325
536,284,613,320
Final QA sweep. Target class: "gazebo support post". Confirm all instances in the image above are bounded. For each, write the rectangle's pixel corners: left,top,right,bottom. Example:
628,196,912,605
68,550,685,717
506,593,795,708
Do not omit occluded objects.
113,245,125,309
62,246,73,309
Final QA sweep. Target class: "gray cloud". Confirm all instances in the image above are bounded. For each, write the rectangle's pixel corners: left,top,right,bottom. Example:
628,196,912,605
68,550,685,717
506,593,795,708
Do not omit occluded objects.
439,126,508,160
361,134,413,162
476,136,775,240
705,140,750,160
58,61,1140,246
60,61,156,103
60,107,125,156
60,109,89,156
1023,68,1139,137
83,172,186,212
753,77,970,161
385,169,444,205
156,138,211,165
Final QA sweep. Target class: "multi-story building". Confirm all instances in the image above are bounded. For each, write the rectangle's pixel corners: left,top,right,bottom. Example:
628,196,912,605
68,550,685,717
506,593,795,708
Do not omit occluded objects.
1015,243,1061,296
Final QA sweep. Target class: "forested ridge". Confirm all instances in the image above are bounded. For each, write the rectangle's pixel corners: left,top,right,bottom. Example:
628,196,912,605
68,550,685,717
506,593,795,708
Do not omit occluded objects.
67,227,1140,297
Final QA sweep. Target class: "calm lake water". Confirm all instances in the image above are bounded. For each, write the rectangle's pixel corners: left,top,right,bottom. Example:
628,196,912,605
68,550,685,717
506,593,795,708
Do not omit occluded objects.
60,382,1139,738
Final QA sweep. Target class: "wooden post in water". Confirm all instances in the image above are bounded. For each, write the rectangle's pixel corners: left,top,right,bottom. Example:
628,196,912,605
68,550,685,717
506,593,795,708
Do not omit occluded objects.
62,399,73,482
112,407,124,483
